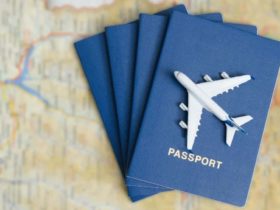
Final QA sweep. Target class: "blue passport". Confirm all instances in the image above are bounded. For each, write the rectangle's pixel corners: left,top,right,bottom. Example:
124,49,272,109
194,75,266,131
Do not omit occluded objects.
128,12,280,206
128,13,257,165
74,5,257,200
127,16,257,195
74,34,123,174
106,8,258,197
105,5,188,166
74,37,157,201
74,5,188,200
105,5,190,199
106,9,225,194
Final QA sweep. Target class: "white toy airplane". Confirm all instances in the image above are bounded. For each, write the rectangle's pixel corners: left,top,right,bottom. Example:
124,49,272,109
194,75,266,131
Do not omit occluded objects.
174,71,253,150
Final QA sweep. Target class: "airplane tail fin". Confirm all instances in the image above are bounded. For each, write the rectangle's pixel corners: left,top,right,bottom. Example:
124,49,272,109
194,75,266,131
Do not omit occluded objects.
225,115,253,146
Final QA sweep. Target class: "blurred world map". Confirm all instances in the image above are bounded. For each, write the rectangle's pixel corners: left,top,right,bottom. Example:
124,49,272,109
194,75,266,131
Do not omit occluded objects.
0,0,279,209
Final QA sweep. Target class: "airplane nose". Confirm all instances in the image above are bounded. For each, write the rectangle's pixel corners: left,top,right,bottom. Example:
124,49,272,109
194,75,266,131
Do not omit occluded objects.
174,71,180,78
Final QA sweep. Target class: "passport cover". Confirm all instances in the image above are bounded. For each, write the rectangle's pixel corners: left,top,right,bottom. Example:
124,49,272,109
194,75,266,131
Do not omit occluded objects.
105,5,189,198
105,5,188,166
106,10,225,194
128,12,280,206
74,5,187,199
74,34,123,174
127,16,257,196
74,33,159,200
106,9,258,197
74,5,257,200
128,13,257,166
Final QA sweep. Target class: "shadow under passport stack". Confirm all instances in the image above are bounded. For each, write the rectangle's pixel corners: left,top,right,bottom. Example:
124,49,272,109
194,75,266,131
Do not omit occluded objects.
127,11,280,206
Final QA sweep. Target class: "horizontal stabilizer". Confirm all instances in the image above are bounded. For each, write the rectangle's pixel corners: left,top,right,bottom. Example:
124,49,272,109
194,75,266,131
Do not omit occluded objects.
226,115,253,146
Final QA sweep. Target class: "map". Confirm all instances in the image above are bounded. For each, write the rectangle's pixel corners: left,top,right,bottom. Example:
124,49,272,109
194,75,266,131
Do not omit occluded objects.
0,0,279,209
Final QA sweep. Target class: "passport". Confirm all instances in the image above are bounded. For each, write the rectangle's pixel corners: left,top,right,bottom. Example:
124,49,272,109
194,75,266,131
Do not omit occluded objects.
106,8,258,198
127,12,280,206
74,5,188,200
106,9,225,195
128,13,257,166
74,35,156,201
127,16,257,197
105,5,189,199
105,5,188,167
74,34,123,174
74,4,258,201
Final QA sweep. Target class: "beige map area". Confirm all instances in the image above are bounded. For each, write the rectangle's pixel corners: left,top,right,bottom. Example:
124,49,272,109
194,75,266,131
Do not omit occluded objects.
0,0,279,209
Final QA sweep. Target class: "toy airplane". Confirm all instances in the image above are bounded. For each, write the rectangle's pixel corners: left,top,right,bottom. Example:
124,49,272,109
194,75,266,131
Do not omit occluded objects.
174,71,253,150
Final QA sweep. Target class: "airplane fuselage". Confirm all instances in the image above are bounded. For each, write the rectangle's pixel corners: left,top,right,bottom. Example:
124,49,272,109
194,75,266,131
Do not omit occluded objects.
175,72,230,122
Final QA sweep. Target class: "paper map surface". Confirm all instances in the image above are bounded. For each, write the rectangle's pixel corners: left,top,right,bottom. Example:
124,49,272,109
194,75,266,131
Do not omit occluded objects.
0,0,279,209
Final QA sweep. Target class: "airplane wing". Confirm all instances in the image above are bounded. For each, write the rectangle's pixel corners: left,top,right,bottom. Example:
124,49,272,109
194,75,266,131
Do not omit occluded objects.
197,75,252,98
187,93,203,150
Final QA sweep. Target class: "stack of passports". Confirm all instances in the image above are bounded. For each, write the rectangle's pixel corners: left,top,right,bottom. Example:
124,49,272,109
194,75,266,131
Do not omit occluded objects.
74,4,280,206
